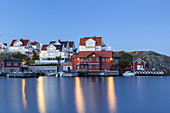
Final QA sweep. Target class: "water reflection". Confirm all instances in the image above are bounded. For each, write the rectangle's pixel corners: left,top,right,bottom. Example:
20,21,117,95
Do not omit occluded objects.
37,77,46,113
22,79,27,110
75,77,86,113
107,77,116,113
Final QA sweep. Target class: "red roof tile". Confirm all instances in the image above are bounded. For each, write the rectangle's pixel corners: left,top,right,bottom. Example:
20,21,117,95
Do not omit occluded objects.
79,37,102,46
78,51,113,58
10,39,29,46
72,55,78,59
41,45,49,51
31,41,38,45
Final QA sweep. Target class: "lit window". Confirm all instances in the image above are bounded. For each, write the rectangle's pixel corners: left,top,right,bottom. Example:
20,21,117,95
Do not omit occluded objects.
14,63,18,66
89,58,92,62
7,63,11,66
89,65,92,69
102,65,105,69
50,47,53,50
96,58,98,62
106,58,108,62
106,65,109,69
96,65,98,69
45,54,48,57
102,58,105,62
49,53,53,56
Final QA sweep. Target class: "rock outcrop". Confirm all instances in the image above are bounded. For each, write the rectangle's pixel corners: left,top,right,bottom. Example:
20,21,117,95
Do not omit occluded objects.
128,51,170,75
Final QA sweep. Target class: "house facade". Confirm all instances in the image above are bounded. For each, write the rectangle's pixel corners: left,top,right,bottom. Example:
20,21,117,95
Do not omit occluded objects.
130,58,147,71
79,36,106,51
72,51,113,71
39,43,68,62
31,41,41,55
50,40,76,57
0,42,7,53
2,59,24,73
9,39,33,56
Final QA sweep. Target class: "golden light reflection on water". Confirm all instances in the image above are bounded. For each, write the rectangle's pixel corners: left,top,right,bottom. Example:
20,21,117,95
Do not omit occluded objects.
22,79,27,110
75,77,86,113
37,77,46,113
107,77,116,113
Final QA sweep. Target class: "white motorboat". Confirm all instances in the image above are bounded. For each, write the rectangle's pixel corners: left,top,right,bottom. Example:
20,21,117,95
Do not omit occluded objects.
123,71,135,76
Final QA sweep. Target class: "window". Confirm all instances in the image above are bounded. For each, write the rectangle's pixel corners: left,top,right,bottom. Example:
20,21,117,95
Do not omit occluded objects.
50,47,53,50
81,58,84,62
89,58,92,62
7,63,11,66
106,65,109,69
138,60,141,64
85,58,87,62
74,59,76,60
81,65,84,69
96,65,99,69
96,58,98,62
74,65,76,67
102,58,105,62
14,63,18,66
49,53,53,56
106,58,108,62
85,65,87,69
89,65,92,69
102,65,105,69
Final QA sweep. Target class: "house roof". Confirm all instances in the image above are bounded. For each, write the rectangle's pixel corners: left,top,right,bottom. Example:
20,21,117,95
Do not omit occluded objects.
72,55,78,59
50,40,75,48
78,51,113,58
31,41,39,45
10,39,29,46
41,44,63,51
130,58,146,64
62,63,72,66
3,59,23,63
79,37,102,46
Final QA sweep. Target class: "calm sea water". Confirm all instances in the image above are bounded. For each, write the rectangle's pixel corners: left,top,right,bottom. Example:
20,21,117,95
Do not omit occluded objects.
0,76,170,113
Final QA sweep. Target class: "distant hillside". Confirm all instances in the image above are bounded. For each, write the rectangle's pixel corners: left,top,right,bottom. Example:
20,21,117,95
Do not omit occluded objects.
127,51,170,75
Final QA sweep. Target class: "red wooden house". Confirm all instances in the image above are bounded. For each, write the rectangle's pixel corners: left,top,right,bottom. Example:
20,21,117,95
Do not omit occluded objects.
3,59,25,73
130,58,147,71
72,51,113,71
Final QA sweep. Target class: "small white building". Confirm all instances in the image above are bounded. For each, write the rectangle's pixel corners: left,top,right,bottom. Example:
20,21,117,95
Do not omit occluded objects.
9,39,33,56
62,63,72,72
79,36,106,51
0,42,7,53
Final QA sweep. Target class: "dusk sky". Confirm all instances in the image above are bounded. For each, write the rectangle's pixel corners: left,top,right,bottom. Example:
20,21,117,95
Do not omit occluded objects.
0,0,170,56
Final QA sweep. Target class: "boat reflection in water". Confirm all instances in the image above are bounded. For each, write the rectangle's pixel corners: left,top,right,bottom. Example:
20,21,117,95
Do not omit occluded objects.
37,77,46,113
75,77,86,113
107,77,116,113
22,79,27,110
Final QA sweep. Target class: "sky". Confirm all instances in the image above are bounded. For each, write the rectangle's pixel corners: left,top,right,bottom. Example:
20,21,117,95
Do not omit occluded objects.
0,0,170,56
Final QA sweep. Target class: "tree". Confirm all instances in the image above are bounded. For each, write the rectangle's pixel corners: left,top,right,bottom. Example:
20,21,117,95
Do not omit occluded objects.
55,56,61,72
117,53,133,70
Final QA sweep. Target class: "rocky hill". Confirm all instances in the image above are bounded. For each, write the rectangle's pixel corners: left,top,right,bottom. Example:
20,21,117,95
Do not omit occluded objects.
128,51,170,75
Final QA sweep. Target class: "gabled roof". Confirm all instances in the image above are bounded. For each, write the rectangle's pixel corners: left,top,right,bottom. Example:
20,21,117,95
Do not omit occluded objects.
10,39,29,46
78,51,113,58
50,40,75,48
3,59,23,63
130,58,146,64
31,41,39,45
79,36,102,46
41,44,63,51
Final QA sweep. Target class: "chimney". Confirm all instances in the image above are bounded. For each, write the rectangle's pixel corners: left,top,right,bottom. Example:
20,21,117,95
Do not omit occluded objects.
58,39,61,42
